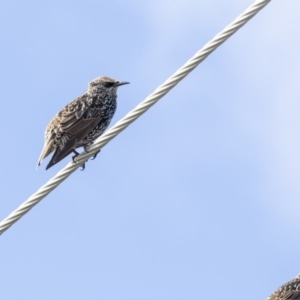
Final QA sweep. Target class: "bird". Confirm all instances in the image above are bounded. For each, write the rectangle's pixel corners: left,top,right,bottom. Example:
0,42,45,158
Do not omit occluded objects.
37,76,129,170
267,273,300,299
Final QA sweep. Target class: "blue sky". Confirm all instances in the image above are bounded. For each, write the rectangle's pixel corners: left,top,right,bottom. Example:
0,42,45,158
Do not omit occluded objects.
0,1,299,299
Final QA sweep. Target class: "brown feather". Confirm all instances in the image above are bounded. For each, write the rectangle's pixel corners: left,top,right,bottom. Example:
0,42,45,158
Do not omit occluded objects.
37,76,129,170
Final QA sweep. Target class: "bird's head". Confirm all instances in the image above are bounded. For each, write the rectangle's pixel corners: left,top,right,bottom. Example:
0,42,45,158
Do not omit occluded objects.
88,76,129,94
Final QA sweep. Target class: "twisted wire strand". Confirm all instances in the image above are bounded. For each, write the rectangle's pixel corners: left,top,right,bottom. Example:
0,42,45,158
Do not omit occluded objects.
0,0,271,235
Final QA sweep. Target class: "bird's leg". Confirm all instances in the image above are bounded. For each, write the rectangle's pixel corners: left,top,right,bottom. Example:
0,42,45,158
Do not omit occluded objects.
91,150,101,160
72,150,80,162
72,150,85,171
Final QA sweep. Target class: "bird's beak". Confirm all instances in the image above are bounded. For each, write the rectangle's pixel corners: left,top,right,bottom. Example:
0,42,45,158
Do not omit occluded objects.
115,81,130,87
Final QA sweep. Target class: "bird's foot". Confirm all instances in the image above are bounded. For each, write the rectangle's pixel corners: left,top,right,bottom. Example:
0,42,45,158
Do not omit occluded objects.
72,150,80,163
72,150,85,171
83,143,100,160
91,150,101,160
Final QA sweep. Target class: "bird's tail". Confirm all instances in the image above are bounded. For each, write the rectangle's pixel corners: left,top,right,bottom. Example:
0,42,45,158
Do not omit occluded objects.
36,142,54,169
45,147,74,170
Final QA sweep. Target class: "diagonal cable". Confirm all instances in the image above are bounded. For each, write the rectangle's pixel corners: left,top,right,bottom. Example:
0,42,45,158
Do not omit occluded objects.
0,0,271,235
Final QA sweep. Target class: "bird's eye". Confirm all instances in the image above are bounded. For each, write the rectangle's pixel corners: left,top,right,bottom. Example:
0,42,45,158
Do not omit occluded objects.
103,82,114,88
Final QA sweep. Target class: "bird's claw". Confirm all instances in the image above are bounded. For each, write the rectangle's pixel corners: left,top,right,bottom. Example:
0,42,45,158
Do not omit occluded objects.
90,150,101,160
72,150,85,170
72,150,80,163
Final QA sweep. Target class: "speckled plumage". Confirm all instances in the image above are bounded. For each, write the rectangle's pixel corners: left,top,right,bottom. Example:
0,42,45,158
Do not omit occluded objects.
37,76,129,170
267,274,300,300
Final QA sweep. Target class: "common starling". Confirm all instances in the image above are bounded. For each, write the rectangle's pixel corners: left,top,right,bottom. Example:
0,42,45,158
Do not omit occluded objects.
267,273,300,299
37,76,129,170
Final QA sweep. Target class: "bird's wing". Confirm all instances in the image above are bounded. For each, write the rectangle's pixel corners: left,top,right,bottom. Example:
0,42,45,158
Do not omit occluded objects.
45,95,101,169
